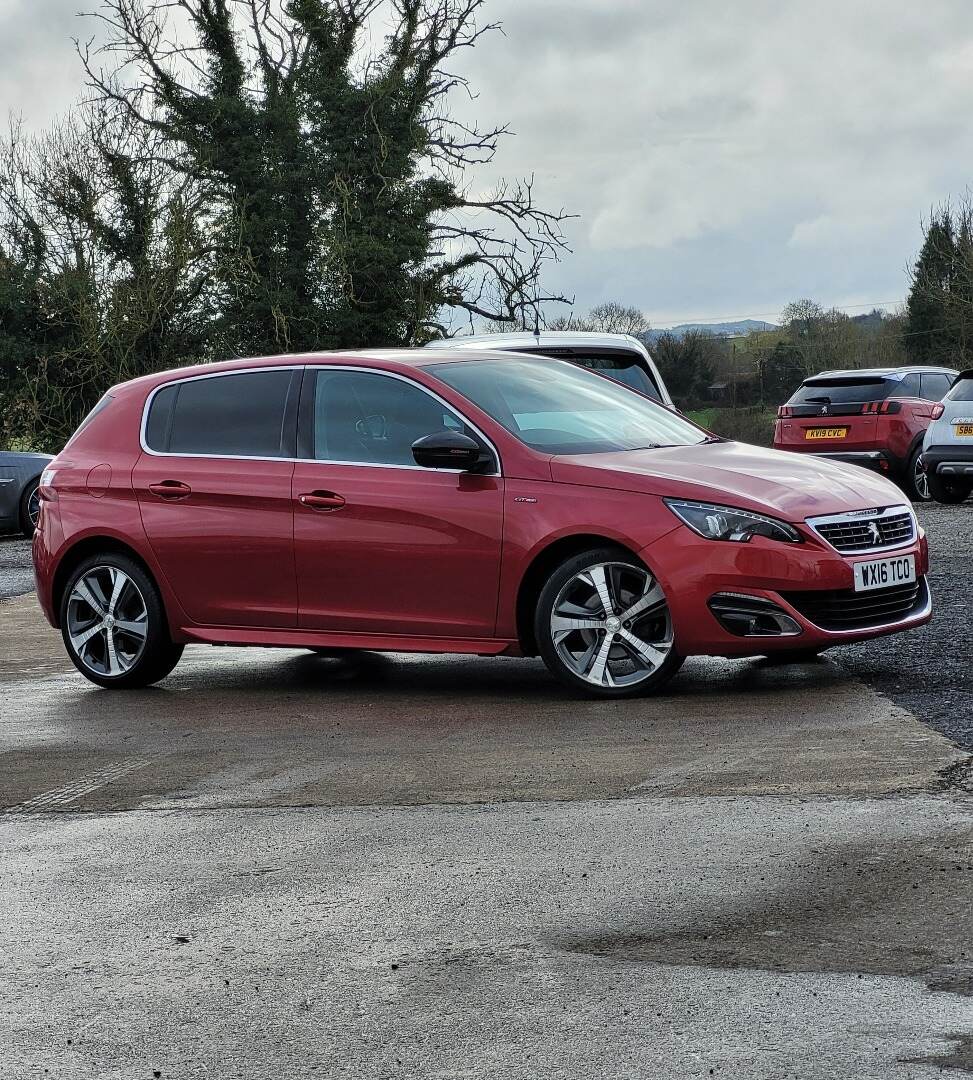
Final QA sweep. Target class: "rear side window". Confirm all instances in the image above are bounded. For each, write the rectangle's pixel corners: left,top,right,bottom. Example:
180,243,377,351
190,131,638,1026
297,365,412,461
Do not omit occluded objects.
789,378,893,405
521,348,662,400
920,372,953,401
946,376,973,402
144,369,294,457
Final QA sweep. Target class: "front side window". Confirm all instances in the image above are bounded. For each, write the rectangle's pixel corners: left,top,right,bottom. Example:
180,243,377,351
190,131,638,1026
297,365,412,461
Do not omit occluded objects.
428,358,705,455
310,369,489,467
145,369,294,457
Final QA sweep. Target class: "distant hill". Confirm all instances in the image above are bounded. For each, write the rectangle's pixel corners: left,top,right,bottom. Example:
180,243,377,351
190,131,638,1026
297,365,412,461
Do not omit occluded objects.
642,320,777,343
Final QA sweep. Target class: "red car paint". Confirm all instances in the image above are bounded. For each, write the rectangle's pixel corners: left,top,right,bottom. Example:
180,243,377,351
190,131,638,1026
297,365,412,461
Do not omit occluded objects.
34,350,931,664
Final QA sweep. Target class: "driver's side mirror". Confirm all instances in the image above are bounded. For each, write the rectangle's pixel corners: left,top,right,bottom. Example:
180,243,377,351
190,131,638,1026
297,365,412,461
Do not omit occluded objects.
412,431,489,472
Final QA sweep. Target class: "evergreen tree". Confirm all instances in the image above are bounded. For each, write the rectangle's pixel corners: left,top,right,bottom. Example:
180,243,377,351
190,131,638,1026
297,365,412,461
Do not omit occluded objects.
907,209,959,366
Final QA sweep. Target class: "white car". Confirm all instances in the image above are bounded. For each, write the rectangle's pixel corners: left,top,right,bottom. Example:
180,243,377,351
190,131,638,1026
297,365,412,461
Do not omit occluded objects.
922,368,973,503
424,331,673,406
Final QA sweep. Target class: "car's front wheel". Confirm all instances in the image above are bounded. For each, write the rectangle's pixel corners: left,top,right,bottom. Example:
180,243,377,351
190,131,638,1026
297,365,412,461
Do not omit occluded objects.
60,554,184,689
928,471,972,504
535,547,683,698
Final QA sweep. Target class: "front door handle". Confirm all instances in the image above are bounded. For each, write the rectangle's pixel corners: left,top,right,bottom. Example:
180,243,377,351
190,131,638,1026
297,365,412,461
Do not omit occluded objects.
148,481,192,501
299,490,346,511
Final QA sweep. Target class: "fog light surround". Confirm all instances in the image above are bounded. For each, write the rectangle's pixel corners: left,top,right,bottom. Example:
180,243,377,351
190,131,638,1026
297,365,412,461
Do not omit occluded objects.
708,592,803,638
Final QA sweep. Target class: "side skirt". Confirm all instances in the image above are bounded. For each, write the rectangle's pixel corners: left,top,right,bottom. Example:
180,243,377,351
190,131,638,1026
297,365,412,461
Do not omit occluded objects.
176,624,521,657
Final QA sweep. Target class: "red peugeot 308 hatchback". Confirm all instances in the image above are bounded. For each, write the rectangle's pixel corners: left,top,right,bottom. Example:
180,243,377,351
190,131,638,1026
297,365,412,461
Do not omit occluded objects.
33,350,931,698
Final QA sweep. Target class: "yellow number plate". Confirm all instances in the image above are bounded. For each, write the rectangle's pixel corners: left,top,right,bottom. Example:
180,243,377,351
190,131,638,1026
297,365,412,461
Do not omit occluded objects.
805,427,847,440
955,423,973,437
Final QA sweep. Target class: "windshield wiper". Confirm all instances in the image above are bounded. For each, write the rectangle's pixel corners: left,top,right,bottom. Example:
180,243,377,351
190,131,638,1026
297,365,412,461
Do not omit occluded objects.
701,435,725,443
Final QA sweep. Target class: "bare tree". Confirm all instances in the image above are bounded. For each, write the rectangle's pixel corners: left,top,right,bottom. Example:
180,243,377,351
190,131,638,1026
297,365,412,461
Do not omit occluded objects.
80,0,573,350
546,301,649,335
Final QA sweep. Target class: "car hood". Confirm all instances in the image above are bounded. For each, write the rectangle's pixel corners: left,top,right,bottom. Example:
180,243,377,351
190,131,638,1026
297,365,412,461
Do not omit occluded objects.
550,441,908,521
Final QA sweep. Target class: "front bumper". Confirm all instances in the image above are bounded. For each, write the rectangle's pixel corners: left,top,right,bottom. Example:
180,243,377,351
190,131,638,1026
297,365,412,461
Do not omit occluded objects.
923,443,973,477
640,525,930,658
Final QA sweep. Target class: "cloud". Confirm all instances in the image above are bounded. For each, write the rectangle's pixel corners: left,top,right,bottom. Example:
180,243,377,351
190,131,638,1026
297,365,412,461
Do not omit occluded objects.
2,1,973,324
452,0,973,322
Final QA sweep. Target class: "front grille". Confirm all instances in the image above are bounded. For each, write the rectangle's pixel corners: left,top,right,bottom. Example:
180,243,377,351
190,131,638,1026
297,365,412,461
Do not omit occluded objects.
809,508,915,553
780,579,926,631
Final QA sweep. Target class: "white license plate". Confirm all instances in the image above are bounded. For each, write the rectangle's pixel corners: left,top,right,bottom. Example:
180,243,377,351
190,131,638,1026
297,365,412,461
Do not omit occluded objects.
853,554,916,592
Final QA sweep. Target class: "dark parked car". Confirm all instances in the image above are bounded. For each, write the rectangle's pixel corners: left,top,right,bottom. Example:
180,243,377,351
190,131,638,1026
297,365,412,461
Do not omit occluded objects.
0,451,53,537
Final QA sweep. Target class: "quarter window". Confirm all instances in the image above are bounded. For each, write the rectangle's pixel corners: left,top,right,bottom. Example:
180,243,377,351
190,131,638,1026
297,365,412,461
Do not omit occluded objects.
310,370,488,468
145,370,294,457
920,372,953,401
894,372,921,398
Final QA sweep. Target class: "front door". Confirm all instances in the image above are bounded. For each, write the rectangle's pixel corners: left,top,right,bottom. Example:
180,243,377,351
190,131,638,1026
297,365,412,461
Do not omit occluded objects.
134,367,300,628
293,367,503,638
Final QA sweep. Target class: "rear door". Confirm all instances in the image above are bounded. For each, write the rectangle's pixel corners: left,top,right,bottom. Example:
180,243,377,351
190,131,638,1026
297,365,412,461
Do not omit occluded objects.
292,367,503,638
134,367,300,628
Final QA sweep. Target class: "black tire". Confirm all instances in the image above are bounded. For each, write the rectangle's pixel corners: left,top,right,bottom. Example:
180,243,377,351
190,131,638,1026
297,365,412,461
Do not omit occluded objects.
18,479,41,537
60,553,183,689
928,471,972,504
904,446,931,502
534,545,684,699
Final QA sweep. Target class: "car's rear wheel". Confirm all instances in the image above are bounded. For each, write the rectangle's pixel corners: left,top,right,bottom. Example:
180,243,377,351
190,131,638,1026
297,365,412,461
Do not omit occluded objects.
928,471,972,504
18,480,41,537
535,547,683,698
60,554,183,689
906,447,931,502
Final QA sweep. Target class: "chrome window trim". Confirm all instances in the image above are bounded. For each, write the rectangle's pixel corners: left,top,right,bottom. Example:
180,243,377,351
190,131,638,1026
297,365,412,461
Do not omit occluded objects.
139,364,503,477
804,503,917,555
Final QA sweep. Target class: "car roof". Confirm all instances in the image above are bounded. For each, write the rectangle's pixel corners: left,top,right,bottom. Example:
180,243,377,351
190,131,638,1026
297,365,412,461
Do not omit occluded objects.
424,331,650,352
807,366,958,381
117,347,563,393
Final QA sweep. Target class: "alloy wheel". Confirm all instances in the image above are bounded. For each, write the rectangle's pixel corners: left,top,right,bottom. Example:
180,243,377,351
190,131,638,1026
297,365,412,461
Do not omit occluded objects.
913,455,930,501
549,561,673,689
66,566,149,678
26,485,41,528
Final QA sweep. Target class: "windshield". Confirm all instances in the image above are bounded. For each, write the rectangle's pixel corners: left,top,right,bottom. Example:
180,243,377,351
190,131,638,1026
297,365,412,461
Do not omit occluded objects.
789,377,893,405
427,358,706,454
516,348,662,400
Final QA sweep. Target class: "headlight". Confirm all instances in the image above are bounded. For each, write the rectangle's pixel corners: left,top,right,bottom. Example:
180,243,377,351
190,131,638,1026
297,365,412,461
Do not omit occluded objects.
665,499,801,544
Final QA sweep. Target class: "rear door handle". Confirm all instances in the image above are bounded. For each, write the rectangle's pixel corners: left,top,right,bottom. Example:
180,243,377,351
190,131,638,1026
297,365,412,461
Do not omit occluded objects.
148,481,192,501
299,490,346,511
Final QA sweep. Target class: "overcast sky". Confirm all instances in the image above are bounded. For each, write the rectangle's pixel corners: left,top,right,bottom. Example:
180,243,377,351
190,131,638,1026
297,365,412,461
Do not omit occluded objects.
4,0,973,327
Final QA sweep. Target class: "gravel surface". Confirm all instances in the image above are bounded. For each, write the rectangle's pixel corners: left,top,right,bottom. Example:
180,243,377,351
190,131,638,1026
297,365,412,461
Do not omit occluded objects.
0,534,33,599
835,502,973,750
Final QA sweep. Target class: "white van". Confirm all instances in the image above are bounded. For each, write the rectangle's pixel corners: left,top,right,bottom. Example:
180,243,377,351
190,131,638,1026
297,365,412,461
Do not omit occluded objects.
424,331,673,406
